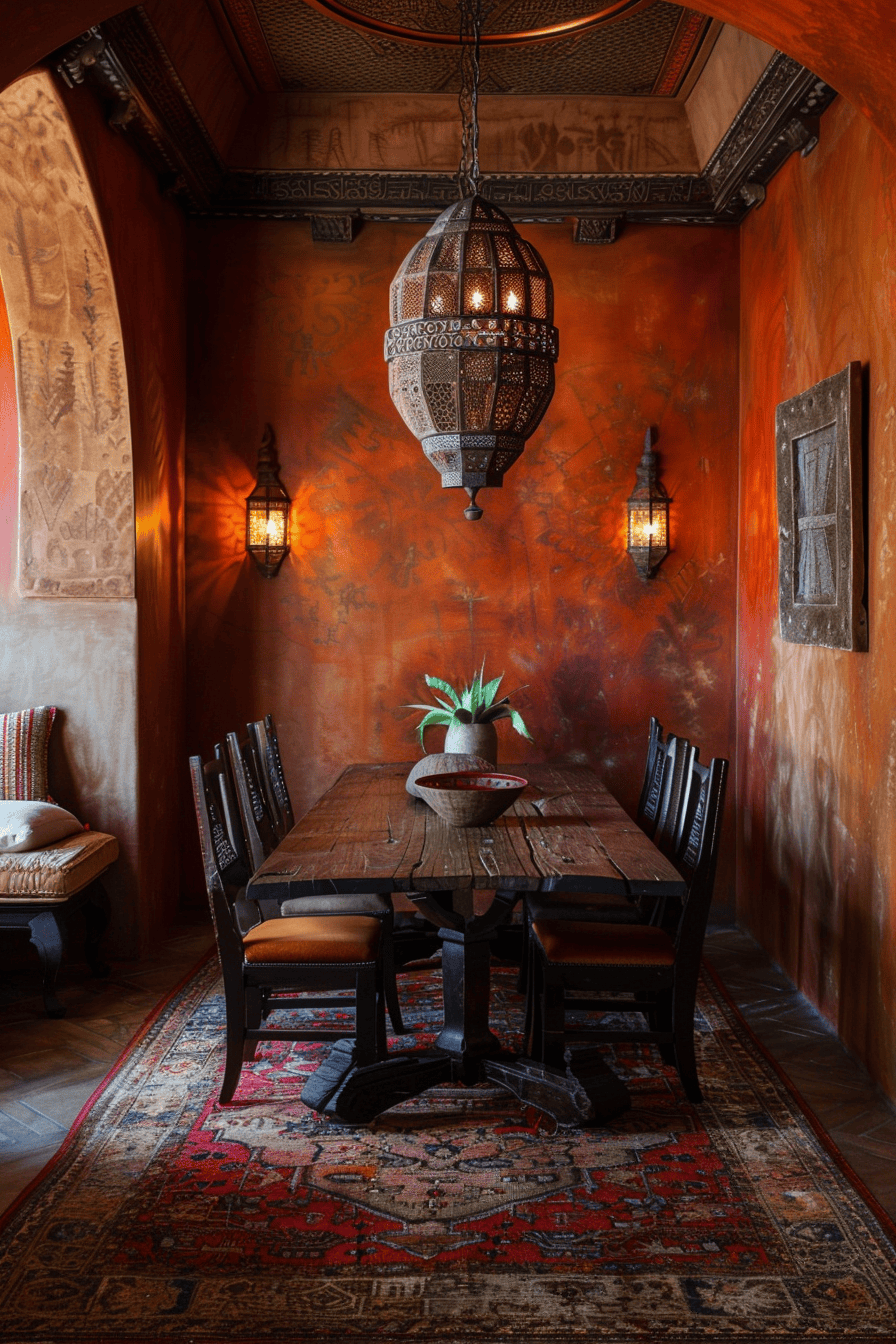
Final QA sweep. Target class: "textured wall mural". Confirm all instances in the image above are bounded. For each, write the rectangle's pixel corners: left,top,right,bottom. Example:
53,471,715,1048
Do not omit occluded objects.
0,72,134,598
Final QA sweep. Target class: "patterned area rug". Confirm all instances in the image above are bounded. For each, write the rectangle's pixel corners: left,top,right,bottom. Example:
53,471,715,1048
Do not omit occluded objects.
1,958,894,1343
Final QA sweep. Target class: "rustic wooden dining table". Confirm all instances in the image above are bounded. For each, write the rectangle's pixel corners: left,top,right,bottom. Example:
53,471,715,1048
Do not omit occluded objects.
247,761,687,1127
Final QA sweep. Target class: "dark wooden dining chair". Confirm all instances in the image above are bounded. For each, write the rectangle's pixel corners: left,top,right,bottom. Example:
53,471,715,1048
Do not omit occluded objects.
248,714,295,841
190,753,388,1105
525,754,728,1104
223,732,407,1035
517,730,697,1002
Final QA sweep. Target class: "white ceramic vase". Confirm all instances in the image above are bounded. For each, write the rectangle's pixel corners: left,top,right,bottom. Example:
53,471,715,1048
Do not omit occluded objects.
444,719,498,767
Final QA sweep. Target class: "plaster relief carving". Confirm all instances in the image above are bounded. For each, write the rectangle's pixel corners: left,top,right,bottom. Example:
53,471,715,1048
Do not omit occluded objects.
0,72,135,598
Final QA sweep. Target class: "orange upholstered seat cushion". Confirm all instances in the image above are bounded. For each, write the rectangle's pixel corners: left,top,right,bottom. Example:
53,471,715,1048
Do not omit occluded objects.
242,914,381,964
532,919,676,966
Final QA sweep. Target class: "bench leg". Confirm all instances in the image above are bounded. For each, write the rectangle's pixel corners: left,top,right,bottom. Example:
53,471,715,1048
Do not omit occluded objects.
83,881,110,978
28,911,66,1018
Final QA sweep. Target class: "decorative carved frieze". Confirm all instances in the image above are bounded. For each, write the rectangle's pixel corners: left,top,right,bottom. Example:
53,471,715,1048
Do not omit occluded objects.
703,55,835,212
55,28,837,237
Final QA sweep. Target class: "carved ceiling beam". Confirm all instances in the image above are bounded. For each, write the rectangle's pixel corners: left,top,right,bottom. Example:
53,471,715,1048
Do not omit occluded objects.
55,7,224,211
54,16,836,239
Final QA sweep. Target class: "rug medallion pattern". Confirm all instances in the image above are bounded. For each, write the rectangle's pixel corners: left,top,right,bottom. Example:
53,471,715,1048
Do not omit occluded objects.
0,960,894,1341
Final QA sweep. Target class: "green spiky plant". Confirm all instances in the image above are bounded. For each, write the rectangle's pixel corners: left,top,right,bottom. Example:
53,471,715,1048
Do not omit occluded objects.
407,663,532,745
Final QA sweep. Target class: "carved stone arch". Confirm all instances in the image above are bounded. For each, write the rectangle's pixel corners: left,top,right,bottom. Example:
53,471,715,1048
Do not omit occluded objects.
0,69,135,598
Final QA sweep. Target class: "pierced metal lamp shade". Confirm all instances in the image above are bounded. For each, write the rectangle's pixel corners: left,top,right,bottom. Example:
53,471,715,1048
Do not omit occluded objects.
384,195,559,519
626,428,670,580
246,425,290,578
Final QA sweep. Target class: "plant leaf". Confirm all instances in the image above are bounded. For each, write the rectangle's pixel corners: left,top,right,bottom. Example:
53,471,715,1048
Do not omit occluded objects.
415,708,453,743
507,707,533,741
460,684,474,713
452,707,473,724
424,675,461,708
480,703,510,723
481,674,503,709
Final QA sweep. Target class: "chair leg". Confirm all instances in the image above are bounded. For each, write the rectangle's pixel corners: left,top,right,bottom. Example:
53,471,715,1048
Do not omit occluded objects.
672,982,703,1103
244,986,263,1061
380,914,405,1035
220,978,249,1104
540,974,567,1070
354,965,381,1067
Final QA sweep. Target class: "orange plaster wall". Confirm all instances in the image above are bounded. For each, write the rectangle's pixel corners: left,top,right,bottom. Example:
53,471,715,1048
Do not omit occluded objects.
738,96,896,1094
184,218,740,902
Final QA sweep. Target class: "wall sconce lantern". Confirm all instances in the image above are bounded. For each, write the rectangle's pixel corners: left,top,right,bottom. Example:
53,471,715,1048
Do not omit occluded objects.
246,425,290,577
626,426,670,580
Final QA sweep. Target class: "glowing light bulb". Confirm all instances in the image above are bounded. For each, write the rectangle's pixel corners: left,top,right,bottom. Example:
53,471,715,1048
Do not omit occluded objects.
506,291,519,312
470,289,485,311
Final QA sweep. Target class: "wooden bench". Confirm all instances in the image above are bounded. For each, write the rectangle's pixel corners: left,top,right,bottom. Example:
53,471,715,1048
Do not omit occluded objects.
0,831,117,1017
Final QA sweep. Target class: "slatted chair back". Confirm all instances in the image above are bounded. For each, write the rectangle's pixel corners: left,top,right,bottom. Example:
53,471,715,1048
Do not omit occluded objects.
635,716,664,827
637,723,691,843
189,753,387,1105
248,714,295,840
672,756,729,956
195,755,250,897
225,732,280,873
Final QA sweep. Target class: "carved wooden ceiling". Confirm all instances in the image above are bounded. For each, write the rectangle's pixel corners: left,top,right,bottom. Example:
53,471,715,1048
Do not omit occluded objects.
243,0,713,97
54,1,837,239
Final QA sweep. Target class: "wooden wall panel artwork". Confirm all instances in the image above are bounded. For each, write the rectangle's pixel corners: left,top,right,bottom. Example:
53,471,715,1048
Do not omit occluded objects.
775,361,866,651
0,72,135,599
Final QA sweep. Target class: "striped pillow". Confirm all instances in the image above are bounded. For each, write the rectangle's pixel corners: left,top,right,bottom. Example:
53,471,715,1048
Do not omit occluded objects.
0,706,57,801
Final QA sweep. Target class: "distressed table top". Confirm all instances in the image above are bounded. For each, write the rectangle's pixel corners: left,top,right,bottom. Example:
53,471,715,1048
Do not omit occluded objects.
248,762,685,900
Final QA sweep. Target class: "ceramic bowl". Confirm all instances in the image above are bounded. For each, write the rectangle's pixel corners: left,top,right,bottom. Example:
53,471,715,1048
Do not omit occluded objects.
405,753,493,798
415,771,527,828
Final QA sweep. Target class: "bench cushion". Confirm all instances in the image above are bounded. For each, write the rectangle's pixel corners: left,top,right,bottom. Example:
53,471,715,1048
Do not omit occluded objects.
0,831,118,902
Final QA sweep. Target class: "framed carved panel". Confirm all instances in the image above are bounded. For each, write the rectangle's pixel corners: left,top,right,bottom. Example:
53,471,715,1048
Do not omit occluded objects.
775,362,866,651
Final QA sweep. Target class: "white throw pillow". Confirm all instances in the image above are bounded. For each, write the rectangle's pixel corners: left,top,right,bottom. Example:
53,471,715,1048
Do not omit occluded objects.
0,800,83,853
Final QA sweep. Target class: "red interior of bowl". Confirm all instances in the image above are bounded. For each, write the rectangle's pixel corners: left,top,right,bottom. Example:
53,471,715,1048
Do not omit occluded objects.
415,771,528,792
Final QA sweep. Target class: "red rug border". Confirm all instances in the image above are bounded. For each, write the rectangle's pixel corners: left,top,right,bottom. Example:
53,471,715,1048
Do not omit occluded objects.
701,953,896,1252
0,944,217,1235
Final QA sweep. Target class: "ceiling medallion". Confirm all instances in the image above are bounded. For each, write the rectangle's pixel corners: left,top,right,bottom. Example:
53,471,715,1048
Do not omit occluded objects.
384,0,559,521
302,0,654,47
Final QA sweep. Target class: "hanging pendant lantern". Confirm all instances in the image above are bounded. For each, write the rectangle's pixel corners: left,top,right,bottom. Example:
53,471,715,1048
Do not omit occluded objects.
384,0,559,521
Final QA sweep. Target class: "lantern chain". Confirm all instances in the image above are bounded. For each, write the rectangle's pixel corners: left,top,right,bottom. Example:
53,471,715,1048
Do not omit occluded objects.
457,0,493,198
